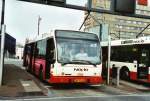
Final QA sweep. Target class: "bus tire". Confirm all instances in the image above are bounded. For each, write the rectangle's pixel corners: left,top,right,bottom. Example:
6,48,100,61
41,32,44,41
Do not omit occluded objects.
120,67,130,80
39,68,43,81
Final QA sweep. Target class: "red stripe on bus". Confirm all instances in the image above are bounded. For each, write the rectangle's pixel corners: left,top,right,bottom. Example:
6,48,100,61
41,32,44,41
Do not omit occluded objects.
48,75,103,84
130,72,137,80
148,74,150,82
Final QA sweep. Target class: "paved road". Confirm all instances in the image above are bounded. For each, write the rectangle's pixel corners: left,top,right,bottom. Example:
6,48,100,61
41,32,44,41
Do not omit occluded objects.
44,84,134,97
12,94,150,101
4,58,24,69
4,59,150,101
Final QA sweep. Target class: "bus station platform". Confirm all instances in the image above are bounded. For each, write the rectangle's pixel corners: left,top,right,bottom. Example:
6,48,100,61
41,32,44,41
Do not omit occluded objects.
0,64,47,98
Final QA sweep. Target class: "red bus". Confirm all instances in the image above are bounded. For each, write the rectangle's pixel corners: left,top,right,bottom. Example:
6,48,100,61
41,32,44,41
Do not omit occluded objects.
23,30,102,84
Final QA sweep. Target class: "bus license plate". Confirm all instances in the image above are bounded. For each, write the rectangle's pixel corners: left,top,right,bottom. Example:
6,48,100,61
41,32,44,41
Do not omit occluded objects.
77,73,83,76
74,79,86,83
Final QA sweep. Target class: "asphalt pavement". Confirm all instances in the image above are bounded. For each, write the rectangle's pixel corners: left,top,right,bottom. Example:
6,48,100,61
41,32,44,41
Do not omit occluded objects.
10,94,150,101
2,58,150,101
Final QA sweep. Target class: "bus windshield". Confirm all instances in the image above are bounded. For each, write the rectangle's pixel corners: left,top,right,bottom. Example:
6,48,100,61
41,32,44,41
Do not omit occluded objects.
56,31,101,65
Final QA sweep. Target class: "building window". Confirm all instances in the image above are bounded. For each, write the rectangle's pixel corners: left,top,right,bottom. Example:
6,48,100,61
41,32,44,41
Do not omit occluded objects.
119,20,124,23
143,22,147,25
116,25,119,28
130,27,134,30
126,27,130,30
133,21,137,24
119,25,123,29
137,21,142,24
147,28,150,31
126,20,131,23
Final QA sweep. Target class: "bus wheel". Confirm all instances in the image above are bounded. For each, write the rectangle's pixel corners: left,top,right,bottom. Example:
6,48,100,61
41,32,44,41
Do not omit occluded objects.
120,68,130,80
39,69,43,81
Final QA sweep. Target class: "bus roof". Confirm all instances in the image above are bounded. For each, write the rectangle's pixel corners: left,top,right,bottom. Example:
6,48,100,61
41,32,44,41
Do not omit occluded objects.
25,30,98,45
101,36,150,47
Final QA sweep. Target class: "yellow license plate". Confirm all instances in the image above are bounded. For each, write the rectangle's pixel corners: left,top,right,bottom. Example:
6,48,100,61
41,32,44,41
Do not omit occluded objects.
74,79,86,83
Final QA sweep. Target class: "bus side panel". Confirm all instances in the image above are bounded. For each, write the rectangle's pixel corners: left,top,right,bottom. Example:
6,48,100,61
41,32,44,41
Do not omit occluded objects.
148,67,150,82
148,74,150,82
32,58,35,72
130,72,137,80
34,58,46,79
48,63,103,84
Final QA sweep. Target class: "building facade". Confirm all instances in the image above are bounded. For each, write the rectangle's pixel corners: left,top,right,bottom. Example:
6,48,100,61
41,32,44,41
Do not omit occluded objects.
16,43,24,60
0,33,16,58
84,0,150,40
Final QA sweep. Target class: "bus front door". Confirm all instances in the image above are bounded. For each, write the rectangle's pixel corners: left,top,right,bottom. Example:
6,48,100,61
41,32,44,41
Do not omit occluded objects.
45,38,55,79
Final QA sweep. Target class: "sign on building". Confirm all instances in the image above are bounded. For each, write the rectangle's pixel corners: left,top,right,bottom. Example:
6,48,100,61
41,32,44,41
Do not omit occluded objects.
138,0,148,6
112,0,136,14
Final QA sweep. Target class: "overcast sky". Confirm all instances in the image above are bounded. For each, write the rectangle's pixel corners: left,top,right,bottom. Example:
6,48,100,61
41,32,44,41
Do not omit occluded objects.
0,0,87,44
1,0,150,44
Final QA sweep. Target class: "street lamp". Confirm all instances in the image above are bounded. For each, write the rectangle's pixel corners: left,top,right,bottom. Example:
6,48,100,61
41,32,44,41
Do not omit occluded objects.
0,0,6,86
37,16,42,36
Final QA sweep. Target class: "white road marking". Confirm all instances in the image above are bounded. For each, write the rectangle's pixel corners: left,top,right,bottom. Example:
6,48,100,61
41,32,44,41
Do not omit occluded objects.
22,83,30,87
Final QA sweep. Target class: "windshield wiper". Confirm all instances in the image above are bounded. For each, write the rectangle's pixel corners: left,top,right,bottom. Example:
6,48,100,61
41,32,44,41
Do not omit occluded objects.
71,60,96,67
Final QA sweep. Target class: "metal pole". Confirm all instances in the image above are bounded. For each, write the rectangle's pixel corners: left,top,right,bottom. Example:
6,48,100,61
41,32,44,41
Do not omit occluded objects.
37,17,40,36
0,0,6,86
136,23,150,38
79,12,90,30
107,35,111,85
1,0,5,27
0,24,6,86
117,68,120,86
37,16,41,36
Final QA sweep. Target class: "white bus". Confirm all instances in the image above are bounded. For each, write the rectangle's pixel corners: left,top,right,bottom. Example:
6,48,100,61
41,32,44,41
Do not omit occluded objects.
23,30,102,84
101,37,150,83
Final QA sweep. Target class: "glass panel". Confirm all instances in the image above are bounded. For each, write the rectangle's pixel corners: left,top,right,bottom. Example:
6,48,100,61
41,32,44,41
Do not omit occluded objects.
66,0,87,7
37,39,47,56
56,30,99,40
56,31,101,65
111,45,138,63
140,48,150,67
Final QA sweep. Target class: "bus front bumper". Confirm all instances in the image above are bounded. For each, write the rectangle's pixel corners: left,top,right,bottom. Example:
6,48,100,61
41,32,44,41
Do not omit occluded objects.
48,76,103,84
